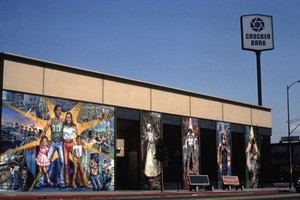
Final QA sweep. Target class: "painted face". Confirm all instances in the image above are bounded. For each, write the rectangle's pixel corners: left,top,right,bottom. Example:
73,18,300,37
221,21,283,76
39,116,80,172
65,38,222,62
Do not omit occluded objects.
65,113,72,124
221,133,226,145
55,106,62,118
147,125,153,132
41,138,48,146
77,137,82,144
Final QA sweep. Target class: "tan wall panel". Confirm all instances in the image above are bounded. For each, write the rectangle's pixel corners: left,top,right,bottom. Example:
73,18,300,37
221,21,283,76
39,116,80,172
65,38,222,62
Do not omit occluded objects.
103,80,150,110
3,60,44,94
2,57,272,129
152,89,190,116
44,68,102,103
223,103,251,125
191,97,222,121
251,109,272,128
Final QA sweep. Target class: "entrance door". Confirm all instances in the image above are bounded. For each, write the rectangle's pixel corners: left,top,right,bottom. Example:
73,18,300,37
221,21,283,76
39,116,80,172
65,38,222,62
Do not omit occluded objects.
163,124,182,189
115,119,140,190
200,128,217,188
232,132,246,185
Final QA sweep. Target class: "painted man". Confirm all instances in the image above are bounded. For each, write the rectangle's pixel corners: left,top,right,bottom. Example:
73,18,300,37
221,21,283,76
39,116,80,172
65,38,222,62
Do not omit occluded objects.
35,105,65,188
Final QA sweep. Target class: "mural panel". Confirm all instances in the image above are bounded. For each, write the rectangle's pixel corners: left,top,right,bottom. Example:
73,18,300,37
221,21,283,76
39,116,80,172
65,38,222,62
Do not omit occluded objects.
182,117,199,188
141,111,162,190
0,91,115,192
245,126,260,188
216,122,231,189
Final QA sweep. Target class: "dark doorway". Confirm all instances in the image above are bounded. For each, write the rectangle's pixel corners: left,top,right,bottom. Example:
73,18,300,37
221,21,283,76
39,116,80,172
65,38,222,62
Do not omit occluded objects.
115,119,140,190
200,128,217,188
260,134,271,186
231,132,246,185
163,124,182,189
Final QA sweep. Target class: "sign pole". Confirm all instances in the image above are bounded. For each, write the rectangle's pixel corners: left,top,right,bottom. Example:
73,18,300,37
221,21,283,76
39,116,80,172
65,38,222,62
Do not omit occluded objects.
241,14,274,106
255,51,262,106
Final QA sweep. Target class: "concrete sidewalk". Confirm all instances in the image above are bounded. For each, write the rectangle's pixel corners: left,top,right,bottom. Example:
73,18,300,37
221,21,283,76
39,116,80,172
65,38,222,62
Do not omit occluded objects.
0,187,294,200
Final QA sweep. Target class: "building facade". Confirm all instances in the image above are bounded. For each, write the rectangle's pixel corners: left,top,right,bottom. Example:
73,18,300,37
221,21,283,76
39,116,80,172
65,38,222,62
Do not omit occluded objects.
0,52,272,192
271,141,300,185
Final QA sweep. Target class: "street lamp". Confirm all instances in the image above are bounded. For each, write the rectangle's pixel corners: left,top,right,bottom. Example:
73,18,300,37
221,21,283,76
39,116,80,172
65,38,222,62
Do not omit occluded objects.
287,80,300,189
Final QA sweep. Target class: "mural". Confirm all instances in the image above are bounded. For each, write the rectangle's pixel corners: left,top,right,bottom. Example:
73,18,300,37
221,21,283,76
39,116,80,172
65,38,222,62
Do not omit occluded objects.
182,117,199,188
216,122,231,189
0,91,115,192
245,126,260,188
141,112,161,190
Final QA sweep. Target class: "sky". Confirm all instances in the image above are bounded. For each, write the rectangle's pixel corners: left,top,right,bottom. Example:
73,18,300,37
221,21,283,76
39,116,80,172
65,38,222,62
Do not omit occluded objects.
1,0,300,143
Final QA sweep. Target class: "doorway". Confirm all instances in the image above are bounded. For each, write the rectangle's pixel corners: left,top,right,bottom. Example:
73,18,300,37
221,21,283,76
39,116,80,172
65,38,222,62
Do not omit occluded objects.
231,132,246,185
115,119,140,190
200,128,217,188
163,124,182,189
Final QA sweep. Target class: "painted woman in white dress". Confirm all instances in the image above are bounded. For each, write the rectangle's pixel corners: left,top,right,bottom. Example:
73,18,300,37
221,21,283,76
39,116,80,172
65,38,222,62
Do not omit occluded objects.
144,123,161,189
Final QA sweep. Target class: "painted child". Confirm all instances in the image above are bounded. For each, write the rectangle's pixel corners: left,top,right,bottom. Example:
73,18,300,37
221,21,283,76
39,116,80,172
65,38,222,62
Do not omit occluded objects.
71,135,89,188
36,136,54,187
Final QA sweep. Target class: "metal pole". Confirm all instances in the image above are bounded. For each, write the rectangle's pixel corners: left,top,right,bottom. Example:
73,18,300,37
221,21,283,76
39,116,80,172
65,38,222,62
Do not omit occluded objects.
256,51,262,106
287,80,300,189
287,85,292,189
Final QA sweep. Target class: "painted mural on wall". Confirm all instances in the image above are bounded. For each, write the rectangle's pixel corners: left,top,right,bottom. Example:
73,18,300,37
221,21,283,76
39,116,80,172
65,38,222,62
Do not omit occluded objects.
245,126,260,188
0,91,115,192
182,117,199,188
141,111,161,190
216,122,231,189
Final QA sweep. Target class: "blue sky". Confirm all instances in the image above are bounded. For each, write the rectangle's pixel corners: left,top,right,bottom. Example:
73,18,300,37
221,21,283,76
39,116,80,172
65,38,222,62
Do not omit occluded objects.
1,0,300,143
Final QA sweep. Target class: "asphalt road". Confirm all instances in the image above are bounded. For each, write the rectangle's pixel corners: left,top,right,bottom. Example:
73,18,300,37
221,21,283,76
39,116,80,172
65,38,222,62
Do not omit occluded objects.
90,193,300,200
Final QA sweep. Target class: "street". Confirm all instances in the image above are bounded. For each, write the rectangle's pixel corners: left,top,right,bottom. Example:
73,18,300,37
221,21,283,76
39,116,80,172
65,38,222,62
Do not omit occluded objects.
87,192,300,200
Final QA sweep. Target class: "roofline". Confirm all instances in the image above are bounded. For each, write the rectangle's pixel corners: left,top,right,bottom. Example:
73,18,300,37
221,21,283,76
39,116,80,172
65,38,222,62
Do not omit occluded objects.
0,52,271,112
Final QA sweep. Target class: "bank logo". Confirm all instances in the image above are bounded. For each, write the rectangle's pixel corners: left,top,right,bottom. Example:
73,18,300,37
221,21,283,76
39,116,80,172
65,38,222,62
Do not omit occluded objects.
250,17,264,32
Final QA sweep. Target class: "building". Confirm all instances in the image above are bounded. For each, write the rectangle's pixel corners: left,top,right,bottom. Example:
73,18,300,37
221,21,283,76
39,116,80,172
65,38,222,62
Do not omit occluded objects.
0,52,272,192
271,140,300,185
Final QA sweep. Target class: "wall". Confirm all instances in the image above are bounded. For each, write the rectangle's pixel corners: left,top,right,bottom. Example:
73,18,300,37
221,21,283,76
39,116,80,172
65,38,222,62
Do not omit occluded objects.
1,53,271,128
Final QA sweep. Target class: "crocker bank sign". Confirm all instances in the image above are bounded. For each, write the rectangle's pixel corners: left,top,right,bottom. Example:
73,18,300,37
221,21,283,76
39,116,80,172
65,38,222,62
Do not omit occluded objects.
241,14,274,51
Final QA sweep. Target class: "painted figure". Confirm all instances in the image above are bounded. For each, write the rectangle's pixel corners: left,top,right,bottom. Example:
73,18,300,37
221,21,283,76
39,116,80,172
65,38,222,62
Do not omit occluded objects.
217,124,231,176
86,130,101,147
89,153,101,191
102,168,112,191
95,133,109,152
35,105,65,188
63,112,77,187
246,127,260,188
217,123,231,188
100,159,110,190
143,123,161,189
72,135,89,188
36,136,53,187
183,120,197,175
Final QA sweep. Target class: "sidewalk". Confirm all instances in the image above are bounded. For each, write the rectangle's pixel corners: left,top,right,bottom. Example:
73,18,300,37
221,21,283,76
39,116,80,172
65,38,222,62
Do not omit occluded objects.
0,187,294,200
